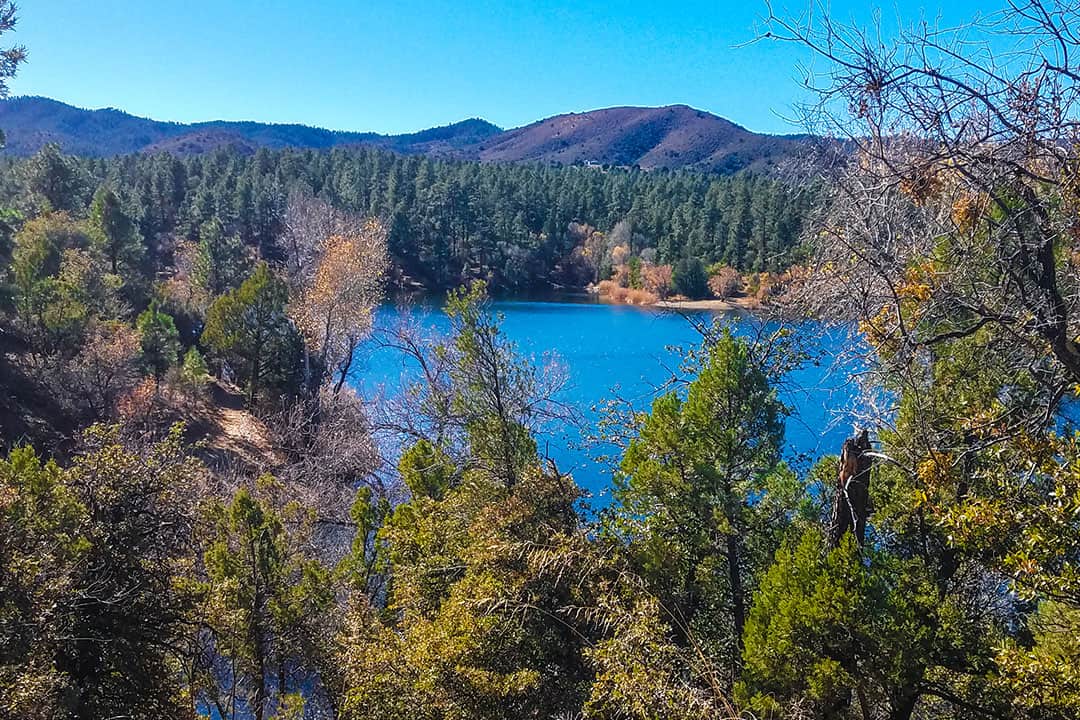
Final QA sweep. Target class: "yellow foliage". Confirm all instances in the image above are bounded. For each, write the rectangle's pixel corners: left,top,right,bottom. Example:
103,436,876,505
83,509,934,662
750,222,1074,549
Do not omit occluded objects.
951,191,987,232
858,306,896,350
896,262,935,302
290,219,389,378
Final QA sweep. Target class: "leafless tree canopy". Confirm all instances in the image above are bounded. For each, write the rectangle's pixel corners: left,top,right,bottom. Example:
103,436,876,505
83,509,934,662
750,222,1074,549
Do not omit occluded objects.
769,0,1080,429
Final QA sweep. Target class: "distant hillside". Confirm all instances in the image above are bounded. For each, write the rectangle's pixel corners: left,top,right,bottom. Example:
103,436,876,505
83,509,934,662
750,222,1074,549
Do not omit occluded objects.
0,96,502,157
471,105,805,173
0,96,808,173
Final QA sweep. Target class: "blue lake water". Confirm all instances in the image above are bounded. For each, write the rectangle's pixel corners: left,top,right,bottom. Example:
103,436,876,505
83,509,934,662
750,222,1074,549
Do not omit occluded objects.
351,298,861,502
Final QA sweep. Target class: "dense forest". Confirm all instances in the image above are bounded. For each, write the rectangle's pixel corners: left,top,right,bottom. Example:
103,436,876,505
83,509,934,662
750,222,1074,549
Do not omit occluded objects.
0,143,811,292
3,2,1080,720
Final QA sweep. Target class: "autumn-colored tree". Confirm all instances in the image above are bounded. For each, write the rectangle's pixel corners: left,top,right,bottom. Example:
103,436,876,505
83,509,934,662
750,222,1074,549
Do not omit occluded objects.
641,262,674,298
288,219,388,394
61,320,141,420
707,265,742,299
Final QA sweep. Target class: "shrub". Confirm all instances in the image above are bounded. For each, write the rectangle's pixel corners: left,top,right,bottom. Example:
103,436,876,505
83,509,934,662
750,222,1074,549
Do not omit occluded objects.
596,280,658,305
136,302,180,380
708,266,743,299
178,346,210,398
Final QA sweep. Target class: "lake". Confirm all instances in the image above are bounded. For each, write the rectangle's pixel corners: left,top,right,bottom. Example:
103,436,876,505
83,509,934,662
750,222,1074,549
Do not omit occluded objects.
351,297,862,502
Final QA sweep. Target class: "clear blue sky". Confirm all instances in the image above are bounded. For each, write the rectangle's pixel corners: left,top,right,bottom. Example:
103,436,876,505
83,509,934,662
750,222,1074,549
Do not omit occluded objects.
8,0,998,135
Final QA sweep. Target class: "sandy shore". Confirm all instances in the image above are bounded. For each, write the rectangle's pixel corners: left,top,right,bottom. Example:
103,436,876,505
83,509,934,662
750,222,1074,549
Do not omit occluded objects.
654,297,758,312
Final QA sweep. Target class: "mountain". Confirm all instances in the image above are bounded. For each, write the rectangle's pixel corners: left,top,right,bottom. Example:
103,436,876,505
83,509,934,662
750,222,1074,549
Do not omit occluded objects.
0,96,807,173
0,96,501,157
471,105,804,173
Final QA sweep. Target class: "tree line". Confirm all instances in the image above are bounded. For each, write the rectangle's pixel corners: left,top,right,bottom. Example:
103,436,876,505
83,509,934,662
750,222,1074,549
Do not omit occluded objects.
0,141,812,293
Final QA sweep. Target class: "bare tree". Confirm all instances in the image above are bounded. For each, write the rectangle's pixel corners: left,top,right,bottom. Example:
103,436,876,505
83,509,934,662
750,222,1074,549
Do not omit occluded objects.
58,320,141,422
767,0,1080,431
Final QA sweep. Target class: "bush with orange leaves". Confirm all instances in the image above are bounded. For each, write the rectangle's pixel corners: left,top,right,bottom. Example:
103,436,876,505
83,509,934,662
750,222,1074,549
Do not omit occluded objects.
116,377,167,430
596,280,658,306
58,321,142,422
641,264,674,298
707,266,743,299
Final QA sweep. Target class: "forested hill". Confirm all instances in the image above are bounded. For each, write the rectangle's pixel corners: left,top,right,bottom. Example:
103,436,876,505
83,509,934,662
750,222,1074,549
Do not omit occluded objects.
0,96,807,173
0,144,812,292
0,96,503,157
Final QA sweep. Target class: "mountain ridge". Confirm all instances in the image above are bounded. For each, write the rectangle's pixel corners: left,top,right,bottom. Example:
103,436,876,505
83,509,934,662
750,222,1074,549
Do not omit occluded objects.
0,96,807,173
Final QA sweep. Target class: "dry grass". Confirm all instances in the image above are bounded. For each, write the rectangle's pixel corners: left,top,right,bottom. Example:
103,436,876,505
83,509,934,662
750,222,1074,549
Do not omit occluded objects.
596,280,659,305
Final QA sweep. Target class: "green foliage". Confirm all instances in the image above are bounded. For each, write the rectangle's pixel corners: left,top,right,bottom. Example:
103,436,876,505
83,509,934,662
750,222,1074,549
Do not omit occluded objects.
0,446,86,718
398,438,456,500
933,431,1080,719
135,301,180,379
195,478,337,720
0,206,21,263
0,424,201,719
20,143,90,213
88,185,143,278
337,484,391,596
0,146,811,293
201,261,298,404
179,345,209,392
442,281,544,487
610,327,790,689
193,216,249,296
740,529,939,719
11,212,86,302
342,464,588,720
626,255,642,289
584,590,721,719
0,2,26,107
8,213,130,356
338,294,592,720
672,256,709,298
994,601,1080,720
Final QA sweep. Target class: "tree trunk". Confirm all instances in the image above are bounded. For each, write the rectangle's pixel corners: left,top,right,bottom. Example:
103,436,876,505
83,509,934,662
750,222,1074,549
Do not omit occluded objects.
726,531,746,674
889,690,918,720
829,429,873,547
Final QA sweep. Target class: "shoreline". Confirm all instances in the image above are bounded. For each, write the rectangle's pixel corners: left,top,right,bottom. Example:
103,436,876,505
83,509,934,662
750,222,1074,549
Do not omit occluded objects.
653,297,758,312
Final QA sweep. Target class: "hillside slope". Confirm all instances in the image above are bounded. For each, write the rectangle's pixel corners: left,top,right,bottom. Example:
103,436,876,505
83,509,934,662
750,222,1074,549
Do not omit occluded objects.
0,96,807,173
468,105,804,173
